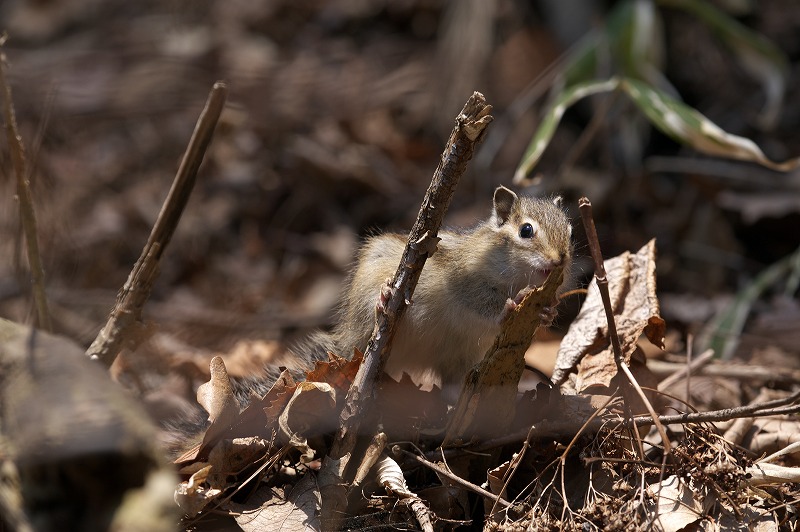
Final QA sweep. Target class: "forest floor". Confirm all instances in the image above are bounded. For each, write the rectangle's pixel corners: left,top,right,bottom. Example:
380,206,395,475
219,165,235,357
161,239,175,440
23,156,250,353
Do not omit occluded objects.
2,1,800,530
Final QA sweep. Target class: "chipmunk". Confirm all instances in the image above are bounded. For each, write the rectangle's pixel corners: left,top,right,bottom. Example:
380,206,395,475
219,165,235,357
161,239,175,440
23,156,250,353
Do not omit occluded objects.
162,186,572,450
325,185,572,396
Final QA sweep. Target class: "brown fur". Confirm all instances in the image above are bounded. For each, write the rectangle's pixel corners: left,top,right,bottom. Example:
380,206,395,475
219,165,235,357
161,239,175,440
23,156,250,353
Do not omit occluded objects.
326,186,572,396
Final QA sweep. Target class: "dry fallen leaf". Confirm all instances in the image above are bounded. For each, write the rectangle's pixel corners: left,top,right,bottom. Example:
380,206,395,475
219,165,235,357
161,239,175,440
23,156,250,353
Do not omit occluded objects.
176,365,293,465
645,475,704,532
229,472,321,532
553,239,665,389
746,417,800,458
278,381,338,442
178,349,366,470
375,455,412,496
305,349,363,393
206,437,271,487
197,355,241,423
261,369,299,421
486,460,511,503
278,381,338,462
174,465,222,517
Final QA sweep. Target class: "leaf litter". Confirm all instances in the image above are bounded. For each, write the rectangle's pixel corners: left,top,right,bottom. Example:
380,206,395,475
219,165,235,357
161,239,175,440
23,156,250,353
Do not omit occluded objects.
167,239,800,531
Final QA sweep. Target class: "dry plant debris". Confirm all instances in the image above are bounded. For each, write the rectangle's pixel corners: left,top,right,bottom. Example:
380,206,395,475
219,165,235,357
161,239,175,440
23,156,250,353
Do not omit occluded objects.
166,235,800,531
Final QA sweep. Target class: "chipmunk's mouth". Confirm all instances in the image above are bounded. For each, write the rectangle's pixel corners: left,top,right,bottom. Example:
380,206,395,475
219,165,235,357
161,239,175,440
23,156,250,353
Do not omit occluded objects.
526,268,551,288
525,263,558,286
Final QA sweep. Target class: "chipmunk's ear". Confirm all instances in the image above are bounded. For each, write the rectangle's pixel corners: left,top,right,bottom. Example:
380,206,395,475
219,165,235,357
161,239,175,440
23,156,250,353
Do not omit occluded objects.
552,196,563,207
492,186,518,225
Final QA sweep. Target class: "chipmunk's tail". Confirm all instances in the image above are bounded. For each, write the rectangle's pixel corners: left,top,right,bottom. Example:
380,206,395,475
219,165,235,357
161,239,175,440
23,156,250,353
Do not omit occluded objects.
160,331,342,459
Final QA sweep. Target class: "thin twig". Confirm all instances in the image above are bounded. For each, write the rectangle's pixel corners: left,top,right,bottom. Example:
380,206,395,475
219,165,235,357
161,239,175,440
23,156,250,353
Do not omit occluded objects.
723,389,770,445
86,82,227,367
629,389,800,427
650,358,800,385
578,197,672,457
318,92,492,527
393,446,512,509
0,44,52,332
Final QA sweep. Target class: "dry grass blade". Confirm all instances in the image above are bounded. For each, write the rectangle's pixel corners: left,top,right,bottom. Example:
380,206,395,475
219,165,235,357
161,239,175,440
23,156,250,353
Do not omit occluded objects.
86,81,228,367
0,44,51,332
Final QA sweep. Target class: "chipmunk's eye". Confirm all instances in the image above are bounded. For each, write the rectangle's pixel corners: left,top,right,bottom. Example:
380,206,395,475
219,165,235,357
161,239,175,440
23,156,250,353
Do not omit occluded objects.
519,222,534,238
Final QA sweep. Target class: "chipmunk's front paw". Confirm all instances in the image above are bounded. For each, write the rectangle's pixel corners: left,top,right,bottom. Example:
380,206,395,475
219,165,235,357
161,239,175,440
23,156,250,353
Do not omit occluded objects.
539,304,558,327
499,287,535,324
500,289,560,327
376,277,394,315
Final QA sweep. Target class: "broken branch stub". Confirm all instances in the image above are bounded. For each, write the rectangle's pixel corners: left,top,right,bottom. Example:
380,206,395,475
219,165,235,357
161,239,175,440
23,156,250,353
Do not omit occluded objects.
444,266,565,446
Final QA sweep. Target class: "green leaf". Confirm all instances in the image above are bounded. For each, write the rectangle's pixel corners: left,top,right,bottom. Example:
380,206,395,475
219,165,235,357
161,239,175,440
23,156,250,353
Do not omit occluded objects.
619,77,800,171
699,245,800,360
514,76,800,183
514,79,620,183
607,0,664,80
559,1,665,90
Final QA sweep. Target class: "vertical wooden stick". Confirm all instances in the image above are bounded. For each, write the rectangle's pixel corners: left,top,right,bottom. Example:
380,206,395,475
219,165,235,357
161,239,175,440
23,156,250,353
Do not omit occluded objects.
86,82,227,367
578,197,671,456
0,45,52,332
318,92,493,528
